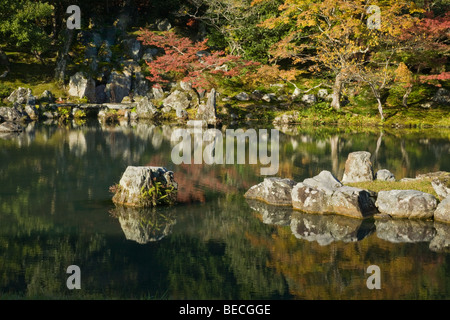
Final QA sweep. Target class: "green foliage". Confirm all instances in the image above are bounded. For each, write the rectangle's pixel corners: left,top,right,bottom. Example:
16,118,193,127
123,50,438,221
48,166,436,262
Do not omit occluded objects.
140,182,176,207
0,0,54,57
0,83,13,100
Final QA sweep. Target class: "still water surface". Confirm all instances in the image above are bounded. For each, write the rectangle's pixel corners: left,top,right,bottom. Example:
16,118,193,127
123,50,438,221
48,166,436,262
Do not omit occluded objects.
1,120,450,299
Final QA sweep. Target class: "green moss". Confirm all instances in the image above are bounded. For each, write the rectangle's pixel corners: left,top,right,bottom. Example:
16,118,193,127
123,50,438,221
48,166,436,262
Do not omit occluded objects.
346,180,439,199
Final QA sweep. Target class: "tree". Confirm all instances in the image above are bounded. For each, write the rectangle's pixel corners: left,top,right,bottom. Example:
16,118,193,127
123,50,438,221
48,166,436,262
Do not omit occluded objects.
175,0,287,63
255,0,419,118
137,29,256,91
0,0,54,63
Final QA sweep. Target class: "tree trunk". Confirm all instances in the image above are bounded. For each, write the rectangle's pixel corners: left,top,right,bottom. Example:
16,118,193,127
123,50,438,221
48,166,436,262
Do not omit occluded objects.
0,48,10,76
402,86,412,108
55,29,75,83
331,73,344,110
376,97,384,120
368,83,385,120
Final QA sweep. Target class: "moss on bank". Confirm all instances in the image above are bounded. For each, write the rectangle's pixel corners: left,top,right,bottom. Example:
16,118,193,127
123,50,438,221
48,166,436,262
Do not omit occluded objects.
346,180,440,199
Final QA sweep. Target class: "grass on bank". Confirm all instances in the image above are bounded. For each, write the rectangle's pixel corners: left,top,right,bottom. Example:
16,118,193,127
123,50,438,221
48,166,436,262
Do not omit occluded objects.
0,51,67,105
346,179,440,200
2,49,450,128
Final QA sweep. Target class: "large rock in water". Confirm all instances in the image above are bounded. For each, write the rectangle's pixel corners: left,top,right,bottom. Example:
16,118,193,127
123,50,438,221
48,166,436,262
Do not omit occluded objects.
434,197,450,223
112,166,178,208
244,177,297,206
68,72,96,102
291,171,342,214
342,151,374,183
330,186,378,218
291,171,377,218
375,190,438,219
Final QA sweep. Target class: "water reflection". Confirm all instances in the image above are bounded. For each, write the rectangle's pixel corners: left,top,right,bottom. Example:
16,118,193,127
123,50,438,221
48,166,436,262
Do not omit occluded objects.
290,213,375,246
246,199,292,226
110,206,177,244
1,121,450,299
375,219,436,243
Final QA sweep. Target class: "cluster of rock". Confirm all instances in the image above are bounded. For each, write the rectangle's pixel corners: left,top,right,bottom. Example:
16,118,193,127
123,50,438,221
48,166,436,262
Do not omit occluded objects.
244,151,450,222
1,82,219,131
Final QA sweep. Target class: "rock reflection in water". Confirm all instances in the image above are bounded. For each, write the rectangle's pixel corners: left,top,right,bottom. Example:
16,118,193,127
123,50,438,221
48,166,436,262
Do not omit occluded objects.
110,206,176,244
246,199,293,226
290,213,375,246
429,222,450,253
375,219,436,243
247,198,375,246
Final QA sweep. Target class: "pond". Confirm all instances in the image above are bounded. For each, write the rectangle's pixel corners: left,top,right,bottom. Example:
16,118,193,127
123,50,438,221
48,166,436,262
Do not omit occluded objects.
1,120,450,300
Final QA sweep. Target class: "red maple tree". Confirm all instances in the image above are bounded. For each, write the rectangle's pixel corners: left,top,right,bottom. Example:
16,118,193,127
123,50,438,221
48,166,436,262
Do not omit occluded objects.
137,29,257,90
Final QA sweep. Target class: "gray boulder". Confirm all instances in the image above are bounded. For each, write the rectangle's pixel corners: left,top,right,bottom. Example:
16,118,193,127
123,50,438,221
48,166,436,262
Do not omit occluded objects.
152,87,165,100
111,166,178,208
292,170,377,218
68,72,96,102
244,177,297,206
136,97,159,119
262,93,276,102
342,151,374,183
106,71,132,103
196,88,218,125
273,111,300,124
0,106,25,122
375,169,396,181
431,173,450,199
303,170,343,190
157,18,172,31
301,94,317,104
250,90,263,101
434,197,450,223
0,122,23,132
317,89,329,100
24,105,39,120
432,88,450,106
163,90,191,110
7,87,32,105
375,190,438,219
291,171,342,214
234,92,250,101
330,186,378,218
95,85,107,104
39,90,54,103
176,108,189,121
